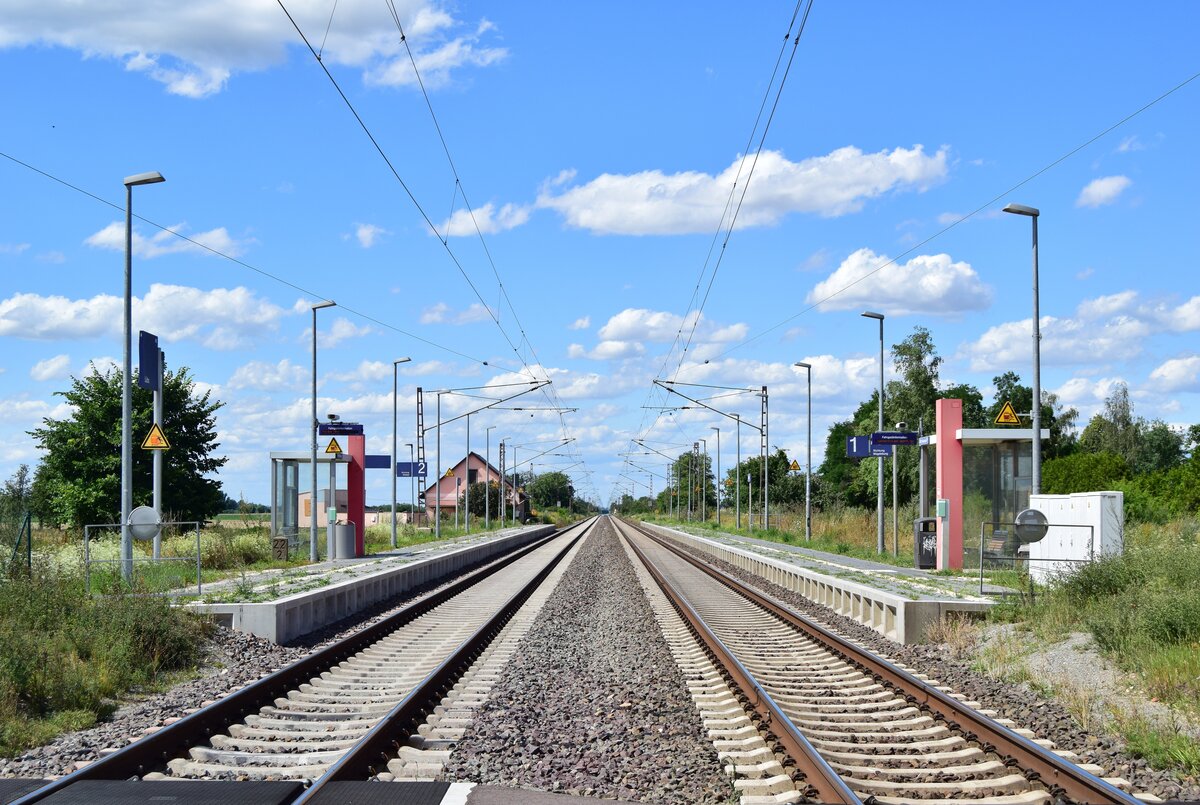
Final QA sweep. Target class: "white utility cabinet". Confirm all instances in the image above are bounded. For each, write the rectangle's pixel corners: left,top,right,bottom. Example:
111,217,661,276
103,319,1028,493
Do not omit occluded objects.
1028,491,1124,582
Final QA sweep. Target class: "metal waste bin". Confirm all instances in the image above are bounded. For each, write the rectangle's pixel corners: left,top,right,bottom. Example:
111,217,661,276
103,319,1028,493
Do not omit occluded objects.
334,523,356,560
914,517,938,569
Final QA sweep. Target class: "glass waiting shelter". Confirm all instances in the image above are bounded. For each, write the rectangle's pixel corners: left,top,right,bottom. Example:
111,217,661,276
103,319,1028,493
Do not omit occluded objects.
270,450,349,551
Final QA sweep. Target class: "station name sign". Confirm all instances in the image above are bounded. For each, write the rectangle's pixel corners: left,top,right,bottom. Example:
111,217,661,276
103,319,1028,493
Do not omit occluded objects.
318,422,363,436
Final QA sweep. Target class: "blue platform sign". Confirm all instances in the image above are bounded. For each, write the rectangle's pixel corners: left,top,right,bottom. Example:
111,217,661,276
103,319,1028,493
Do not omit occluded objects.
137,331,159,391
847,435,891,458
871,431,918,446
396,461,428,478
364,454,391,470
318,422,364,436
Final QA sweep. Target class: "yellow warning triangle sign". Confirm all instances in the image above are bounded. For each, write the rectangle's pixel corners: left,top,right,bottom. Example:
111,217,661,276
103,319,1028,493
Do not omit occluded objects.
789,460,802,471
141,423,170,450
994,400,1022,426
444,468,455,478
325,437,343,454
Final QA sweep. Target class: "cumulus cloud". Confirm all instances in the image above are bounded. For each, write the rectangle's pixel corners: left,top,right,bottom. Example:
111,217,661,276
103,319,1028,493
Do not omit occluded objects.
567,341,645,361
0,283,291,348
806,248,992,316
0,1,505,98
0,243,30,255
85,221,250,258
960,315,1151,372
1076,175,1132,208
227,358,306,391
29,354,71,381
439,202,531,237
323,317,374,347
569,316,590,330
1149,356,1200,393
537,145,948,235
598,309,747,344
419,301,492,325
354,223,388,248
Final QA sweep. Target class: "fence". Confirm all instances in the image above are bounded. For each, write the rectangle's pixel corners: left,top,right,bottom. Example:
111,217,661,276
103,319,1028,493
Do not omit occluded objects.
975,519,1095,598
83,520,203,596
4,512,31,572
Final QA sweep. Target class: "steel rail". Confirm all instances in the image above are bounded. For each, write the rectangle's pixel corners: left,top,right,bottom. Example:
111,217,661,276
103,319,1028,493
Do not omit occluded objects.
294,516,597,801
616,518,861,804
622,518,1142,805
11,517,597,805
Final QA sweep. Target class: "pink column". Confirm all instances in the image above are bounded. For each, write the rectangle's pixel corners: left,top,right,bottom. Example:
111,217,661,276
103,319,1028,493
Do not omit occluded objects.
935,398,963,569
348,434,365,557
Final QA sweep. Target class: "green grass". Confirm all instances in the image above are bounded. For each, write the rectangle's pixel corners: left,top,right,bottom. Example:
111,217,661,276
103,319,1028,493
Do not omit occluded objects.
0,563,205,757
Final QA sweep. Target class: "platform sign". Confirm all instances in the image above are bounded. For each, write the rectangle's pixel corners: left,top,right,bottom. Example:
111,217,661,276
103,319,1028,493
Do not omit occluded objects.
140,423,170,450
318,422,364,436
846,436,891,458
137,331,160,391
325,437,343,454
364,454,391,469
871,431,918,446
396,461,428,478
994,400,1022,426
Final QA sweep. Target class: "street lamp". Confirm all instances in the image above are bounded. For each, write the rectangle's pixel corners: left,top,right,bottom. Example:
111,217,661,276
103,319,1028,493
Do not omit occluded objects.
699,438,707,522
310,300,336,562
710,426,720,527
485,425,496,529
121,170,165,583
862,311,885,554
391,357,412,549
794,362,812,542
1003,202,1042,495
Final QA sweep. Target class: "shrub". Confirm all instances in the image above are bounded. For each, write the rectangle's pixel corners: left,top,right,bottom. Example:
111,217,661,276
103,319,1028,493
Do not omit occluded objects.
1041,451,1128,495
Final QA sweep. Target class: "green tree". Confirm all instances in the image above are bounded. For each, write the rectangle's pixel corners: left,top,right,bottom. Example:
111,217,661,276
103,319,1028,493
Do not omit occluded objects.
459,481,503,518
526,471,574,509
29,365,226,527
1041,452,1129,494
988,371,1077,459
0,464,31,522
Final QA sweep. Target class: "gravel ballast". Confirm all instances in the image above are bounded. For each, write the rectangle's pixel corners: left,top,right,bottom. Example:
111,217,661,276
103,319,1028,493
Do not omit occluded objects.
657,529,1200,802
445,518,731,803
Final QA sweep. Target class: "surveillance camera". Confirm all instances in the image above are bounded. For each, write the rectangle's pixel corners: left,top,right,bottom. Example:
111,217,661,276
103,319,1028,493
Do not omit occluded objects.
327,413,340,422
896,421,908,431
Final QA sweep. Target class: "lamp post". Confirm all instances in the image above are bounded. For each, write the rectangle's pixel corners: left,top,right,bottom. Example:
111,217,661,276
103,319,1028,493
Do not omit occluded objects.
121,171,165,583
699,438,707,522
465,413,471,534
710,426,720,527
485,425,496,529
1003,202,1042,495
794,362,812,541
309,300,336,562
391,357,411,549
862,311,885,554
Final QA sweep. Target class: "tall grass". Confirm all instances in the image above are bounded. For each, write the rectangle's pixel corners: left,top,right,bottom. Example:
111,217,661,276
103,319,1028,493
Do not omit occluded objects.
0,563,205,756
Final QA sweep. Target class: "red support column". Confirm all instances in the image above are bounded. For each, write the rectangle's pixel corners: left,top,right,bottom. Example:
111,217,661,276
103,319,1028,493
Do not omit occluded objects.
348,434,365,557
935,398,964,569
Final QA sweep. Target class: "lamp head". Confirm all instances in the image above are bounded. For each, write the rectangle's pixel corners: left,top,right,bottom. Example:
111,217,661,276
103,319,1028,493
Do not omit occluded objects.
312,300,336,310
794,361,811,369
124,171,165,187
1003,202,1040,217
394,357,411,365
861,311,884,321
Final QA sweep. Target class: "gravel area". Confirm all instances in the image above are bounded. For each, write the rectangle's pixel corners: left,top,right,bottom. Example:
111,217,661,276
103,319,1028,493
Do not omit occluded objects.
660,531,1200,802
0,549,524,781
445,519,732,803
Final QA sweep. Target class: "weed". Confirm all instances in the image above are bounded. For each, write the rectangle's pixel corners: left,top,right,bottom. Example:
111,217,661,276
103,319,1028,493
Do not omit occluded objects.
1112,711,1200,775
923,614,980,658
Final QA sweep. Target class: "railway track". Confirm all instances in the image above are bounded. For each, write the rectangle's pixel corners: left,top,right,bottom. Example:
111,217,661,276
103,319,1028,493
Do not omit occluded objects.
615,516,1146,805
10,517,597,805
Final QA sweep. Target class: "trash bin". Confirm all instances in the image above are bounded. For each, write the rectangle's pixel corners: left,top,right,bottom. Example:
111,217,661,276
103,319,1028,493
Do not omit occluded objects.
271,536,289,562
334,523,356,560
914,517,938,569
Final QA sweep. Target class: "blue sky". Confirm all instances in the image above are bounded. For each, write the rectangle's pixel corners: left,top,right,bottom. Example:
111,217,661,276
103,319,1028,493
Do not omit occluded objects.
1,1,1198,509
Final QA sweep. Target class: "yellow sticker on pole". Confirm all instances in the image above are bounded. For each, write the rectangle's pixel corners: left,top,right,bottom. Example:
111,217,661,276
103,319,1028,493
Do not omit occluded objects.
994,400,1022,426
141,423,170,450
325,437,343,454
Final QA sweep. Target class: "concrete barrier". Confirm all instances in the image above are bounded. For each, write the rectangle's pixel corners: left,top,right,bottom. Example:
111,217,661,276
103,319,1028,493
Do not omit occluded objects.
640,522,991,644
189,525,557,644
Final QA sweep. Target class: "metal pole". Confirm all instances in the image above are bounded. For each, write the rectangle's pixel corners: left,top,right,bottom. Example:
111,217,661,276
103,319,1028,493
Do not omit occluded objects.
435,394,441,539
310,306,318,562
485,426,493,529
512,446,518,524
736,416,742,529
391,363,398,549
465,413,470,534
1031,215,1042,495
152,347,163,560
892,446,899,556
687,446,693,522
805,367,812,542
748,472,753,531
121,182,133,583
762,386,769,531
407,444,415,526
700,438,707,522
712,427,721,527
455,477,460,530
919,418,929,518
876,318,885,553
328,456,336,560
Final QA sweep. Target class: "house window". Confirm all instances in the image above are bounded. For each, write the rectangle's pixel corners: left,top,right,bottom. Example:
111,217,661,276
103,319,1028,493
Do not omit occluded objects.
468,469,478,484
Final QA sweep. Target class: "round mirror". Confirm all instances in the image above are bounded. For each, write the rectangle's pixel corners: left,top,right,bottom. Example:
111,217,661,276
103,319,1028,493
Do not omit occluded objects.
1014,508,1049,543
128,505,161,541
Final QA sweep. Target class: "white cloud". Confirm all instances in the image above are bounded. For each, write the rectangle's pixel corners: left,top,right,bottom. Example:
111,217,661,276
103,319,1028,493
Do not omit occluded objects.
36,251,66,264
0,243,30,254
30,354,71,381
0,2,505,98
568,340,645,361
598,308,746,344
537,145,948,235
0,283,291,348
1077,290,1139,319
1117,135,1145,153
806,248,992,316
354,223,388,248
84,221,250,258
960,315,1151,372
569,316,590,330
1149,356,1200,393
419,301,492,325
227,358,306,391
324,317,374,347
83,356,120,376
1054,376,1128,412
1076,175,1132,208
440,203,531,237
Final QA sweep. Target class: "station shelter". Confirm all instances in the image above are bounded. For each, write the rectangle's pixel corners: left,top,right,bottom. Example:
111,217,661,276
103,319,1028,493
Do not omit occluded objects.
270,429,368,558
919,397,1049,570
